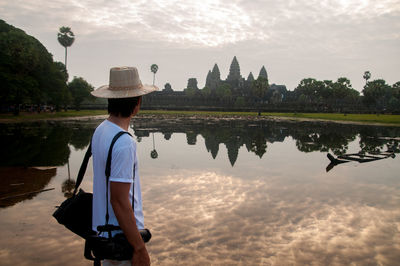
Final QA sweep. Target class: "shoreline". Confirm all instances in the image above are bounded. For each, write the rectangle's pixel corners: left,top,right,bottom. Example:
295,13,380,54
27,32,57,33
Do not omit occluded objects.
1,111,400,127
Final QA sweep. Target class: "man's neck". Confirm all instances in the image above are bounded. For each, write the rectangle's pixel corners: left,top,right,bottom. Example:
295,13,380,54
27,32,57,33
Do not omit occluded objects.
107,114,131,131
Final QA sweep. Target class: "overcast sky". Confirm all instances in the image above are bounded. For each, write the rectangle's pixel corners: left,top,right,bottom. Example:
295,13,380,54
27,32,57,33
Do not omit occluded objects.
1,0,399,92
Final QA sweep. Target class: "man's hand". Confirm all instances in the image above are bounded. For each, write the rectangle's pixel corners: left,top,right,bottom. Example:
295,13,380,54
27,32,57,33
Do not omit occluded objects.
132,246,150,266
110,181,150,265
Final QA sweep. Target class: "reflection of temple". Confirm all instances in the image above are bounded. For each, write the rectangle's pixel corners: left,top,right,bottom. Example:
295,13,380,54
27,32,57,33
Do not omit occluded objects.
132,120,290,166
131,118,400,167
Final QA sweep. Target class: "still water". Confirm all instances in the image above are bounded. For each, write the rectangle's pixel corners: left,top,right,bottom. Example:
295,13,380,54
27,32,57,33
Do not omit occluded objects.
0,116,399,265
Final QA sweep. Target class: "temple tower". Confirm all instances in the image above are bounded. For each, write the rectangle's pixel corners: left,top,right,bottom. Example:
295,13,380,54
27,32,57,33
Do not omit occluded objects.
187,78,199,90
211,63,221,80
258,66,268,80
205,63,221,90
227,56,242,81
205,70,212,88
247,72,254,82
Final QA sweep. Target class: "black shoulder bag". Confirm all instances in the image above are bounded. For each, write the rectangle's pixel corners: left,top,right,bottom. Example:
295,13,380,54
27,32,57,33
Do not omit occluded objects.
53,131,151,264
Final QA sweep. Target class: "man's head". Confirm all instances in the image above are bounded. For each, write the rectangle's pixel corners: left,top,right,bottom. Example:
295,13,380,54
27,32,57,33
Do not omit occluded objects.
107,96,142,118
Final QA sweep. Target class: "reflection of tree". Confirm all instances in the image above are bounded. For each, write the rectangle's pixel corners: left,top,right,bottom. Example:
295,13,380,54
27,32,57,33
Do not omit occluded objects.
245,126,268,159
359,127,400,154
62,178,75,198
0,123,72,167
0,167,56,207
69,126,94,150
246,134,267,158
291,124,357,155
151,133,158,159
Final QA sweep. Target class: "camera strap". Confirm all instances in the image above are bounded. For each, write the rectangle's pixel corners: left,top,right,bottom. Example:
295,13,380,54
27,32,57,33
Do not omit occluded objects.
103,131,135,236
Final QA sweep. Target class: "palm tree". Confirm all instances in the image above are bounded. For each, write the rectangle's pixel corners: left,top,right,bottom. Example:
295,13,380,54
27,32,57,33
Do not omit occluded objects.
57,26,75,70
363,71,371,87
151,64,158,85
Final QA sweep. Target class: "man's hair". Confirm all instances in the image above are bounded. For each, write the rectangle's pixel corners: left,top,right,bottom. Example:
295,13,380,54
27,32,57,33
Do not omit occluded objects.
107,96,141,117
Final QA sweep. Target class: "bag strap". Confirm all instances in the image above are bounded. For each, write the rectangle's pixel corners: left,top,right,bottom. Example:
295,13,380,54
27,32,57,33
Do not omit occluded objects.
72,142,92,196
72,131,132,197
104,131,132,226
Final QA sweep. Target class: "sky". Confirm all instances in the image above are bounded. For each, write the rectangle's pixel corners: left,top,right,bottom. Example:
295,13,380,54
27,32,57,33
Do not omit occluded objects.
1,0,400,92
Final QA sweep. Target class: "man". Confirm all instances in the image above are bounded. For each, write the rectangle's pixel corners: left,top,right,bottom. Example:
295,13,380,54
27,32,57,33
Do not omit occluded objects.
90,67,158,266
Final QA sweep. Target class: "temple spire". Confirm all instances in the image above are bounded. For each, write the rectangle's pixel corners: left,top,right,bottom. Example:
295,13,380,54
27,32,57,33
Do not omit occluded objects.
211,63,220,80
247,72,254,82
227,56,241,81
258,66,268,79
206,70,212,88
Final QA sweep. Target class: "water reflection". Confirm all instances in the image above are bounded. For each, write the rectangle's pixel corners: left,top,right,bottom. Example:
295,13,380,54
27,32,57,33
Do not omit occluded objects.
132,118,400,166
0,167,56,208
0,118,400,265
0,121,95,206
0,122,95,167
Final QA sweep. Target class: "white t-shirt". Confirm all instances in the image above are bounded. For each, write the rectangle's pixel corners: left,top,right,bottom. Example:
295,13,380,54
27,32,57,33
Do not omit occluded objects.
92,120,144,234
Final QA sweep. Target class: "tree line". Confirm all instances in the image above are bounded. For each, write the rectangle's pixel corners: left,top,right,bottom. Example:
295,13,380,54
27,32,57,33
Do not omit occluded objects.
142,73,399,113
0,20,93,115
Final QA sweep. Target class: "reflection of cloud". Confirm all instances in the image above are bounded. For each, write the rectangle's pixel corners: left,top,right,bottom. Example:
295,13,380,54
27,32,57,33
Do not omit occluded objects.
142,170,400,265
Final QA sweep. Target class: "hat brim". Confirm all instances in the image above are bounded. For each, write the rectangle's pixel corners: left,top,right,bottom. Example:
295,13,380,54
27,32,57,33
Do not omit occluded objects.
91,84,159,98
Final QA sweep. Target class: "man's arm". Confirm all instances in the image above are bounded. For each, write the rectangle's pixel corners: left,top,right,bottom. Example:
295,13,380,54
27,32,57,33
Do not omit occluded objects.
110,181,150,266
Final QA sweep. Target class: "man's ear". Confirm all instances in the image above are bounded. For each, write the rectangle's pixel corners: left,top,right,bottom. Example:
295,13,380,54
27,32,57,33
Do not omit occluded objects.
132,97,142,115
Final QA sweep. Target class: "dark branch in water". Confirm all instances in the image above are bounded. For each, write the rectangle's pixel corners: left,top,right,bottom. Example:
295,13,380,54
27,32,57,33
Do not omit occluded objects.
0,188,55,201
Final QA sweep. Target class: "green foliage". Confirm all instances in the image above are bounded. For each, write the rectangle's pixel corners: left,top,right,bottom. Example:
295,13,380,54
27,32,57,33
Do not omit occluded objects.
0,20,69,114
216,84,232,100
363,71,371,85
392,81,400,100
362,79,392,110
294,77,359,111
150,64,158,74
163,83,173,92
57,27,75,48
68,77,94,110
151,64,158,85
201,86,211,96
252,77,269,100
184,87,196,97
235,96,246,107
388,97,400,112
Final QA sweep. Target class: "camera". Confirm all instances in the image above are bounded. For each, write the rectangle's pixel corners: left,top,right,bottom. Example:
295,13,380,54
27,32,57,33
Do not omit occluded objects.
84,228,152,261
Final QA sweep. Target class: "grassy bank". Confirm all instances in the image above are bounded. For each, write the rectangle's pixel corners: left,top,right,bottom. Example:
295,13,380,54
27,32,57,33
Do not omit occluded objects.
0,110,107,121
1,110,400,126
141,110,400,125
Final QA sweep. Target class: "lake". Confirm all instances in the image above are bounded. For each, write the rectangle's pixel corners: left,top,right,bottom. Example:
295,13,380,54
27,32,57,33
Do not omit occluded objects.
0,116,399,265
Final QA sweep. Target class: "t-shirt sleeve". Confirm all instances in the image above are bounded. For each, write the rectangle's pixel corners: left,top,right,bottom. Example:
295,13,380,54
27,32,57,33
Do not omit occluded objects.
109,139,134,183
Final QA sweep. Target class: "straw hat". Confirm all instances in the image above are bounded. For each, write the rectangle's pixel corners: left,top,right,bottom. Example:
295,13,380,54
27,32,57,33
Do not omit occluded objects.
91,66,159,98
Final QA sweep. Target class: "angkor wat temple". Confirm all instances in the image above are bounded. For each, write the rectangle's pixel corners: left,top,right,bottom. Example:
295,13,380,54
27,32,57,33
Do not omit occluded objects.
204,56,270,95
85,56,288,111
139,56,288,110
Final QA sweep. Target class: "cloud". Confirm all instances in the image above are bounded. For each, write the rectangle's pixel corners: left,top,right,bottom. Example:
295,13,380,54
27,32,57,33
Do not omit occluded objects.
2,0,399,47
1,0,399,90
